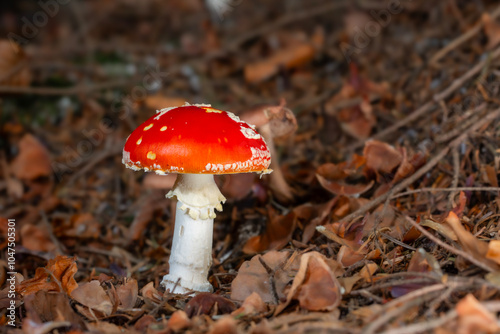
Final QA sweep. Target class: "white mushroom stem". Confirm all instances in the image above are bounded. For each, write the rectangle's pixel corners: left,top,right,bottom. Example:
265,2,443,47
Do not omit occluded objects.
161,173,225,293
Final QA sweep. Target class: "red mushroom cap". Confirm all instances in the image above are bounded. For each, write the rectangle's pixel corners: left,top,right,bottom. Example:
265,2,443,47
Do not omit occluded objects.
123,104,271,174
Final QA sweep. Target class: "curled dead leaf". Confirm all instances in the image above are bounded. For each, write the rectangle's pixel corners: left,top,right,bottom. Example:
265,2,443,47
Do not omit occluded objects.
11,134,52,180
231,250,300,304
363,140,402,175
231,292,268,317
244,43,315,84
275,252,341,314
71,280,113,316
116,278,138,310
167,310,191,331
456,294,500,334
184,293,236,317
18,256,78,296
0,40,31,86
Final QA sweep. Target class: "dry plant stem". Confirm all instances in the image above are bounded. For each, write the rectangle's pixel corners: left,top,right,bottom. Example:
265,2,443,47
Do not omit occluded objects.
0,79,133,95
346,46,500,151
227,2,347,52
404,216,496,272
434,103,487,143
448,147,460,209
363,284,447,334
429,5,500,65
338,106,500,225
391,186,500,199
377,310,457,334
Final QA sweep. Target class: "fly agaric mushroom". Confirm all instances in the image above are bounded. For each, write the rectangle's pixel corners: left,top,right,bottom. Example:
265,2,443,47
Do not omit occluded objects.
123,103,271,293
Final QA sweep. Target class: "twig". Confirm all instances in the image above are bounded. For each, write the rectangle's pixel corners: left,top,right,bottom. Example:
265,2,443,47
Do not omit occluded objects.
434,103,487,143
377,309,457,334
363,284,447,334
429,5,500,65
336,106,500,224
448,148,461,209
345,46,500,151
0,79,133,95
258,256,279,305
226,2,348,52
391,186,500,199
404,216,496,272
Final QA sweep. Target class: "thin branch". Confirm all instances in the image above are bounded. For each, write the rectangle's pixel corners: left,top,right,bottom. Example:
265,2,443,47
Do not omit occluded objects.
404,216,496,272
337,106,500,224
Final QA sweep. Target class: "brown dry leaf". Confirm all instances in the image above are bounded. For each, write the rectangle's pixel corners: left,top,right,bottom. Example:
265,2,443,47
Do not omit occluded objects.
482,14,500,50
231,292,267,317
184,293,236,317
392,150,426,184
18,256,78,296
63,213,101,239
486,240,500,265
167,310,191,331
141,282,163,308
363,140,403,175
275,252,341,314
243,209,296,254
316,161,373,197
23,291,85,330
0,40,31,86
444,212,498,269
71,280,113,316
420,219,457,241
337,102,376,139
20,224,56,253
11,134,52,180
244,43,315,84
208,315,238,334
144,94,186,111
116,278,138,310
456,294,500,334
231,250,300,304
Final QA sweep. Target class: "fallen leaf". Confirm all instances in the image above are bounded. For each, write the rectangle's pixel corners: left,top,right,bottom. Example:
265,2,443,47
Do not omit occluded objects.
167,310,191,331
231,292,268,317
11,134,52,180
116,279,138,310
20,224,56,253
243,209,296,254
0,40,31,86
208,315,237,334
23,291,85,329
456,294,500,334
184,293,236,317
71,280,113,316
141,282,162,308
445,212,498,270
486,240,500,265
275,252,341,314
244,43,315,84
482,13,500,50
231,250,300,304
363,140,402,175
18,256,78,296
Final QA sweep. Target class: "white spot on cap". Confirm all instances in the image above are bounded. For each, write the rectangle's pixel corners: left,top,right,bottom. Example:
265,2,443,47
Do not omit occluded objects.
160,126,167,131
241,126,261,140
136,137,142,145
206,163,211,171
147,151,156,160
144,124,153,131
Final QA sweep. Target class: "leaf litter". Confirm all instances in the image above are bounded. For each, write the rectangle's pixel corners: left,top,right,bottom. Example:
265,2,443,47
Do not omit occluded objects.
1,1,500,333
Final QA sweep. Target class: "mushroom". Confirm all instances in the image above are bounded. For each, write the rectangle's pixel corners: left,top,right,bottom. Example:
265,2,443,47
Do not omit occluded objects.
122,103,271,293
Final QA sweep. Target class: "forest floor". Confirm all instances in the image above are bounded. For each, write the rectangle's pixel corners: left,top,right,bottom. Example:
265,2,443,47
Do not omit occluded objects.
1,0,500,333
